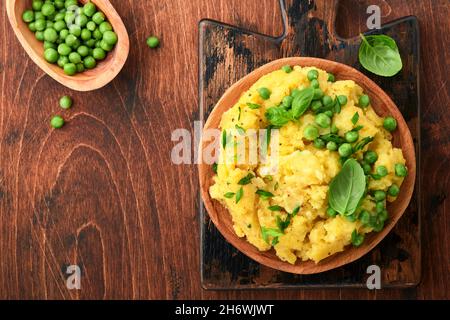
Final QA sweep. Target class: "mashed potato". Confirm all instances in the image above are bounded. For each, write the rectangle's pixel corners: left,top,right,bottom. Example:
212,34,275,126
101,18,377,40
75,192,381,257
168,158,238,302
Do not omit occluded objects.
209,66,407,264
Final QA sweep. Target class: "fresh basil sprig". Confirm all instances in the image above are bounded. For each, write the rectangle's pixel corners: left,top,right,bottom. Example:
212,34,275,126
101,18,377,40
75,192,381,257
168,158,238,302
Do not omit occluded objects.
358,34,403,77
329,159,366,216
292,87,314,119
265,106,293,127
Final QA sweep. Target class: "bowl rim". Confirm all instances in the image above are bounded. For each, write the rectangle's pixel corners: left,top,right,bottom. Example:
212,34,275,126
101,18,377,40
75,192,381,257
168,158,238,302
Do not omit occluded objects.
198,57,416,274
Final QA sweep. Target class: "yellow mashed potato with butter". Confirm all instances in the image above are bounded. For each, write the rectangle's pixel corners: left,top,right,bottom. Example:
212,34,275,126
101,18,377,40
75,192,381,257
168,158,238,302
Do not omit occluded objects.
209,66,407,264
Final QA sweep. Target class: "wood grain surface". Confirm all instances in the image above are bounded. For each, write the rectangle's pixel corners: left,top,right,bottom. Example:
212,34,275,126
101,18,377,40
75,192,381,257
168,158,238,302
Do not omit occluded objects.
0,0,448,299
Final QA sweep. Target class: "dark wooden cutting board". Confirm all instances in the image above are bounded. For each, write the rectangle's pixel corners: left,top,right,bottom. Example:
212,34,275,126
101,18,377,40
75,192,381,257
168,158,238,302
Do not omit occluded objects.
199,0,420,289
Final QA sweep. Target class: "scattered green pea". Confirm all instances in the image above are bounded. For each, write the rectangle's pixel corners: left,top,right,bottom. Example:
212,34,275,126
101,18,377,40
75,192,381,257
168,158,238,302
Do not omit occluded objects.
50,115,65,129
303,125,319,141
22,10,35,23
324,110,333,118
258,87,271,100
92,12,106,25
93,48,106,60
338,143,353,157
41,3,55,17
388,184,400,197
376,165,388,177
83,2,97,17
35,31,45,41
99,22,112,34
313,88,324,100
315,113,331,128
362,163,371,175
376,201,385,213
364,150,378,164
322,95,333,107
337,95,347,106
374,190,386,201
310,79,320,89
63,63,77,76
282,95,293,108
345,131,359,143
314,138,325,149
281,65,292,73
147,36,160,48
57,56,69,67
44,48,59,63
307,69,319,81
326,141,337,151
32,0,44,11
59,96,73,110
359,94,370,108
327,73,335,82
311,100,322,113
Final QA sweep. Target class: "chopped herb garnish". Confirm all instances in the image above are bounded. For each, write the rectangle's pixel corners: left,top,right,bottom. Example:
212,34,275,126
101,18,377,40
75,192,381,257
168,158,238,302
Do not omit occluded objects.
238,173,254,185
247,224,252,228
235,187,243,203
261,227,284,244
221,130,227,149
265,175,273,181
268,205,283,211
247,102,261,109
352,125,364,131
271,237,279,245
351,112,360,125
238,106,241,120
354,136,374,151
224,192,235,199
321,133,346,144
276,215,291,232
256,189,274,200
235,124,245,135
292,206,300,216
274,182,279,190
212,163,218,174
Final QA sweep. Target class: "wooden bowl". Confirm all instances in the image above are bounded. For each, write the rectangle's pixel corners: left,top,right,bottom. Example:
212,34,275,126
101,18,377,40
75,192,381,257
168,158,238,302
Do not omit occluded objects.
6,0,129,91
198,57,416,274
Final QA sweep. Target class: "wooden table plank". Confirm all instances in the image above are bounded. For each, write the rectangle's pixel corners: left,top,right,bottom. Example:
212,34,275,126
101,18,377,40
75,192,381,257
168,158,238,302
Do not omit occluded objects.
0,0,448,299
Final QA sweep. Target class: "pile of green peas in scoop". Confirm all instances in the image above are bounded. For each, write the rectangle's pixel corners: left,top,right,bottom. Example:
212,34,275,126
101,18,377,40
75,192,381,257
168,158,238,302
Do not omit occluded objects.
22,0,118,76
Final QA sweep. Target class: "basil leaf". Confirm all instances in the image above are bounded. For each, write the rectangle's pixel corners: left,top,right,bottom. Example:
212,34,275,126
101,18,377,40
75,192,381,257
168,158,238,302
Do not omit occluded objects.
351,112,359,125
358,34,403,77
256,189,274,199
329,159,366,215
261,227,284,244
268,205,283,211
238,173,254,185
235,187,243,203
292,87,314,119
224,192,235,199
247,102,261,109
265,106,293,127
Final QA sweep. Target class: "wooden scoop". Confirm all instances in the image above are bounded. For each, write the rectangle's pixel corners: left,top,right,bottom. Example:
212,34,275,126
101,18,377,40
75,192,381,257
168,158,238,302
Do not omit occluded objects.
198,57,416,274
6,0,129,91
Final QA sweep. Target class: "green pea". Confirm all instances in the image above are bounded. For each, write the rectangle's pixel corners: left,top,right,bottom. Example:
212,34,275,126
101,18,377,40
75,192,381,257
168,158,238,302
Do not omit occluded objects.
93,28,103,40
326,141,337,151
359,94,370,108
22,10,35,23
360,210,371,226
281,65,292,73
34,12,44,21
54,0,65,9
330,123,338,134
43,41,56,50
92,12,105,25
327,73,335,82
311,100,322,113
314,138,325,149
28,22,37,32
103,31,118,45
75,14,88,27
86,21,96,31
313,88,324,100
362,163,371,175
338,143,353,157
54,12,66,22
322,95,333,107
68,52,81,64
93,48,106,60
58,43,71,56
35,31,45,42
83,2,97,17
315,113,331,128
378,209,389,222
303,125,319,141
364,150,378,164
65,34,77,47
84,56,96,69
69,24,81,37
307,69,319,81
258,87,271,100
41,3,55,16
326,207,337,217
85,39,97,48
144,36,160,49
324,110,333,118
376,201,385,213
376,165,388,177
310,79,320,89
59,95,72,109
77,45,89,57
388,184,400,197
383,116,397,132
71,38,81,50
374,190,386,201
346,211,358,222
35,19,46,31
64,11,76,25
76,63,85,73
60,29,69,40
65,0,78,9
337,95,347,106
99,22,112,33
43,28,58,43
345,131,359,143
395,163,407,177
282,95,293,108
57,56,69,67
44,48,59,63
53,20,66,32
63,63,77,76
371,218,384,232
80,29,91,41
100,40,113,52
46,21,54,29
32,0,44,11
51,115,65,129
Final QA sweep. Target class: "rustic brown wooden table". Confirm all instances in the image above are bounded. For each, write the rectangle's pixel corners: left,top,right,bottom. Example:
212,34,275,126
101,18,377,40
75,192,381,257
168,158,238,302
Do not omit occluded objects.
0,0,448,299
